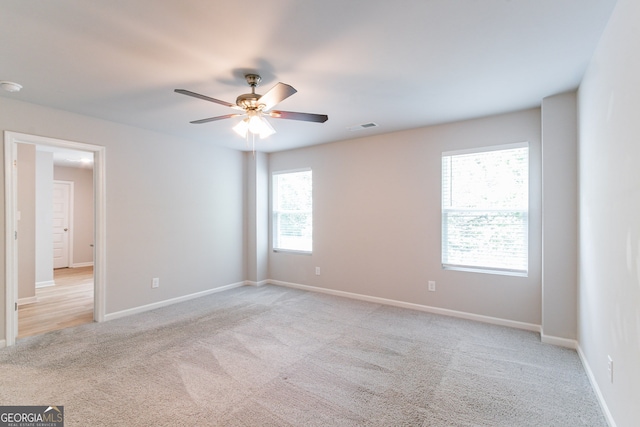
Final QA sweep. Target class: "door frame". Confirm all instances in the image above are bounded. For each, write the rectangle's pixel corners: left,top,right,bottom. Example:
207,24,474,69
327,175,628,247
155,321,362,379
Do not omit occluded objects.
52,180,74,269
4,131,106,346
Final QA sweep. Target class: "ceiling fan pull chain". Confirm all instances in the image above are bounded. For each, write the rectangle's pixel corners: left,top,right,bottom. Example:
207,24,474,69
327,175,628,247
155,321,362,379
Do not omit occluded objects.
252,132,256,155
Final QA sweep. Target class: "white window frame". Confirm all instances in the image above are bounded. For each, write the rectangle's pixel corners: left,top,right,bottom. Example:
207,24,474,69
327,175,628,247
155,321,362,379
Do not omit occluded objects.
441,142,529,276
272,168,313,254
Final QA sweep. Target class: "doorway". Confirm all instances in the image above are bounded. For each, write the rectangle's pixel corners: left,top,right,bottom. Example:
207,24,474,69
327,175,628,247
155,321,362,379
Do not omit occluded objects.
4,131,106,346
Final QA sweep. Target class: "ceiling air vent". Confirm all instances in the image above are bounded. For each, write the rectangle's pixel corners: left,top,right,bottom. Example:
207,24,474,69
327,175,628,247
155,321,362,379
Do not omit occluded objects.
347,122,378,132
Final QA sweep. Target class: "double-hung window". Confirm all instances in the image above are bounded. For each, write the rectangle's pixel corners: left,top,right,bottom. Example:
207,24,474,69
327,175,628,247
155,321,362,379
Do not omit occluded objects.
441,143,529,275
272,169,312,253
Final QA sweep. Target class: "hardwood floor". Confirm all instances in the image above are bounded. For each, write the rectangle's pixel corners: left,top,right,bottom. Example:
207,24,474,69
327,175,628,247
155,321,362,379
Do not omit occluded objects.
18,266,94,339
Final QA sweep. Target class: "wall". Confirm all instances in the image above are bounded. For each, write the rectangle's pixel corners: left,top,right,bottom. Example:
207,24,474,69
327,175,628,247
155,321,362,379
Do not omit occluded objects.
1,97,245,341
269,108,542,326
17,144,36,301
541,92,578,343
35,150,54,286
245,151,269,284
54,165,94,266
578,0,640,425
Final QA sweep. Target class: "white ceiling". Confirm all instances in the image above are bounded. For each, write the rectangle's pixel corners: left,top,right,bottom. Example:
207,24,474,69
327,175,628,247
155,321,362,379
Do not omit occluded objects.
0,0,616,153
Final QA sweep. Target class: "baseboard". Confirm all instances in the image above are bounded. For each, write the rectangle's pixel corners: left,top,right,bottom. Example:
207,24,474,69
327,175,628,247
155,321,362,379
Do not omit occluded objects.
18,296,39,306
540,332,577,349
268,280,541,333
104,281,246,321
244,280,269,287
0,339,6,349
577,345,617,427
36,280,55,289
71,262,94,268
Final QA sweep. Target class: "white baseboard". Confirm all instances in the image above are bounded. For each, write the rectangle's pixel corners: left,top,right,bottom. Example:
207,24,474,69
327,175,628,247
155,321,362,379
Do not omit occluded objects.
244,280,269,287
268,280,541,333
0,339,6,349
104,281,246,321
577,345,617,427
36,280,55,289
71,262,94,268
541,332,577,349
18,296,39,306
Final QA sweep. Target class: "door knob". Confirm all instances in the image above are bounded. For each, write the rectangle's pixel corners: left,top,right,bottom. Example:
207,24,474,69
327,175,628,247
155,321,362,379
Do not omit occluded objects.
64,228,68,231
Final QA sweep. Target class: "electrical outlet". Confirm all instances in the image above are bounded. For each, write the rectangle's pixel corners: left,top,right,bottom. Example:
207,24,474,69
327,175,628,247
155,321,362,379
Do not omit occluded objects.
152,277,160,289
608,355,613,383
428,281,436,292
315,267,321,276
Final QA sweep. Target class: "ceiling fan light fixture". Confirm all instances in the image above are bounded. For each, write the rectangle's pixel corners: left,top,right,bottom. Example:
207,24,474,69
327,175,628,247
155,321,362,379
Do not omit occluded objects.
233,114,276,139
258,117,276,139
248,114,264,134
244,112,275,139
0,81,22,93
232,118,249,138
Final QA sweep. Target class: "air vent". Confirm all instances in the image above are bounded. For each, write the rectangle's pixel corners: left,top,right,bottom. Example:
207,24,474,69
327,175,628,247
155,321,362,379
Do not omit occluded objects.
347,122,378,132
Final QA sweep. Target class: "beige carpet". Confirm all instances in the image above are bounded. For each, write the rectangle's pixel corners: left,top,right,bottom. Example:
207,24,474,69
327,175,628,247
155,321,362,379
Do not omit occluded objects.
0,285,606,426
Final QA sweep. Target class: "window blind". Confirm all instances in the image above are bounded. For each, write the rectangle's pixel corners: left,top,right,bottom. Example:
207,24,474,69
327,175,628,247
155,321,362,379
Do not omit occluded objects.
273,169,312,252
442,144,528,274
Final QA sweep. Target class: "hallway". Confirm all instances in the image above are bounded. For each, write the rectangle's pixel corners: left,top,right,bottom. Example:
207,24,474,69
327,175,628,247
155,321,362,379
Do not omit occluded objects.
18,266,94,338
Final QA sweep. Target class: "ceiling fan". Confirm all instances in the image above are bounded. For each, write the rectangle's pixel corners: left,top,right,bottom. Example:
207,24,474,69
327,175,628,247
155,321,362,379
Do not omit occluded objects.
175,74,328,139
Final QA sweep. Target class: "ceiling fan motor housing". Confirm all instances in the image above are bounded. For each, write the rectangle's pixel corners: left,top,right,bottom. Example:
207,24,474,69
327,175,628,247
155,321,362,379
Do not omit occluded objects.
236,74,263,109
236,92,262,110
245,74,262,87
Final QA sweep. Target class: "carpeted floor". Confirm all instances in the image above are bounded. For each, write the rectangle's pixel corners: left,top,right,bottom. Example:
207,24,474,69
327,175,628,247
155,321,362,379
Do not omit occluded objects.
0,284,606,426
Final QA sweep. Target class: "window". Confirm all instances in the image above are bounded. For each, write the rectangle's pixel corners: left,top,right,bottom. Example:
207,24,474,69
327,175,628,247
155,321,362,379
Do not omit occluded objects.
273,169,312,252
442,143,528,275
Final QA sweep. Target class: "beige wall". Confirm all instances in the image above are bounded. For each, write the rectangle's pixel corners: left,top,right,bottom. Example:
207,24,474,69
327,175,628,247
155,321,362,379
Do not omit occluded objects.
578,0,640,425
54,165,94,266
17,144,36,301
245,151,269,284
1,97,245,338
35,150,54,286
268,108,543,326
541,92,578,342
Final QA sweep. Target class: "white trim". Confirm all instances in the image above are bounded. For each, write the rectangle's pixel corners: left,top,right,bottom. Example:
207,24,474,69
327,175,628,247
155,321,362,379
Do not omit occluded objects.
4,131,107,346
442,264,528,277
442,141,529,157
271,167,312,176
93,145,106,323
540,332,577,349
268,280,541,333
272,248,312,255
71,262,94,268
272,169,313,254
577,345,617,427
244,280,269,287
36,280,55,288
18,296,38,306
4,135,18,345
0,339,6,349
104,282,246,321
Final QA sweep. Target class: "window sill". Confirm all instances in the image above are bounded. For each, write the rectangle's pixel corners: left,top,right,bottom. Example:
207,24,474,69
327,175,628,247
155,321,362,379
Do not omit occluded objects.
442,264,528,277
273,249,312,255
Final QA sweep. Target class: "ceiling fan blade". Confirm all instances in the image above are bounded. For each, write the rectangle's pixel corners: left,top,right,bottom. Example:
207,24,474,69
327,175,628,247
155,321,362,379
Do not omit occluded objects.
258,83,297,111
269,110,328,123
175,89,240,109
190,113,242,124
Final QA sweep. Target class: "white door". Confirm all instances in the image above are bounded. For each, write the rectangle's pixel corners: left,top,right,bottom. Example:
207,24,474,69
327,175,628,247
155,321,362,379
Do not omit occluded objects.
53,181,71,269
